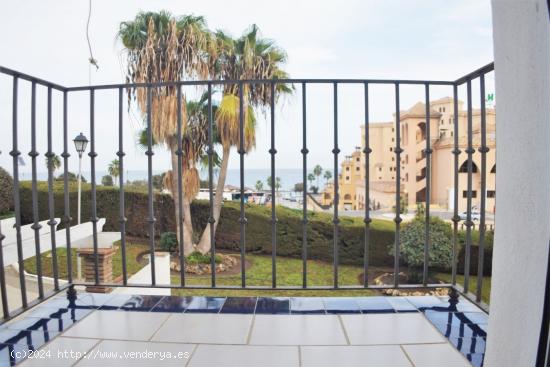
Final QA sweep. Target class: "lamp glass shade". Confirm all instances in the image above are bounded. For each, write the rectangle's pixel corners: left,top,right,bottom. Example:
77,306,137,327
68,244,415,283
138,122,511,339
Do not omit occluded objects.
73,133,89,154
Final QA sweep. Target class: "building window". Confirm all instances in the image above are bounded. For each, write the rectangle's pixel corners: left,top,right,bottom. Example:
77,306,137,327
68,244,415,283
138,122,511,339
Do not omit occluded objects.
356,157,360,162
463,190,478,198
345,176,350,180
451,131,454,137
459,161,479,173
392,138,395,142
344,194,352,201
392,128,395,132
390,147,393,152
487,190,496,198
443,107,446,112
391,176,394,180
378,176,382,180
441,119,444,125
389,167,393,172
378,167,382,172
392,157,395,161
356,167,360,171
346,167,350,171
490,164,496,173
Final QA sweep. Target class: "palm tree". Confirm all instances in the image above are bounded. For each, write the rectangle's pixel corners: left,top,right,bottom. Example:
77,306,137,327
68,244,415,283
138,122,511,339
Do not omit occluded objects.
307,173,315,189
196,25,292,253
108,159,120,185
119,11,214,254
323,170,332,185
266,176,282,193
45,154,61,176
313,165,323,188
255,180,263,191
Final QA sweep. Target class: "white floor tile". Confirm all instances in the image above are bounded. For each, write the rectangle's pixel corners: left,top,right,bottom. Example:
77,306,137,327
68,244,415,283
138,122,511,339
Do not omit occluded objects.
20,337,99,367
301,345,413,367
61,311,169,341
402,343,471,367
249,315,347,345
341,313,446,345
188,345,299,367
75,340,195,367
151,313,253,344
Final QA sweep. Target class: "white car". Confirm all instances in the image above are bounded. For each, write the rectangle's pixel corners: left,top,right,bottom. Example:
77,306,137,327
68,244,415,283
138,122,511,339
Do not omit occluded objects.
458,211,481,221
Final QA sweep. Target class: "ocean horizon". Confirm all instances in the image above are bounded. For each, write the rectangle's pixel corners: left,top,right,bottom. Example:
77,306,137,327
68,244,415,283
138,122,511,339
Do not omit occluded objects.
20,168,332,192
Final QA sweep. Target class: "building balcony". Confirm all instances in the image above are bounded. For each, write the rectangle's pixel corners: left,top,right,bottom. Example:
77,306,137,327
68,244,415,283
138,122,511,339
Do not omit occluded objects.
0,57,548,367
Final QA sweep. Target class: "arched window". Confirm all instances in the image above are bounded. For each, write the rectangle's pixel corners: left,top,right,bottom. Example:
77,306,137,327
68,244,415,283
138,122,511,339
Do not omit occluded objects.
459,160,479,173
344,194,352,201
490,164,496,173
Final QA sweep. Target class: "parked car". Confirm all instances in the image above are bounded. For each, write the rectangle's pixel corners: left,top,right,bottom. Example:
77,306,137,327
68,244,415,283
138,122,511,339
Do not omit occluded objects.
459,211,481,221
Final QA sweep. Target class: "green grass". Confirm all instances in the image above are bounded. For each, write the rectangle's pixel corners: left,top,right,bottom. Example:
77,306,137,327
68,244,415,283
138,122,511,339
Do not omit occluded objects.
23,240,491,302
434,272,492,304
0,212,14,220
23,241,150,280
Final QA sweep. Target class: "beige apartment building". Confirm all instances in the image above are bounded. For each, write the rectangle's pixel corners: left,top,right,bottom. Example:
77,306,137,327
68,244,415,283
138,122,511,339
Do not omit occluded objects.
323,97,496,213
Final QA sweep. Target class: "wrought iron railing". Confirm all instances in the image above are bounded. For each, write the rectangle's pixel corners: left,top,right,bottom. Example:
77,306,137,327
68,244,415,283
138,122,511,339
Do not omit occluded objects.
0,62,494,323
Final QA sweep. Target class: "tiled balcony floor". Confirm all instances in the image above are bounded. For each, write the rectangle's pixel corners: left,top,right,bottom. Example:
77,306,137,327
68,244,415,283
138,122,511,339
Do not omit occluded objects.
0,293,488,367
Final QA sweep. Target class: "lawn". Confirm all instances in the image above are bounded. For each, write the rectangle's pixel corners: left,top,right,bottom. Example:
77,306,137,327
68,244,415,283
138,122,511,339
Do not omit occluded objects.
171,253,379,297
23,240,149,281
23,241,491,303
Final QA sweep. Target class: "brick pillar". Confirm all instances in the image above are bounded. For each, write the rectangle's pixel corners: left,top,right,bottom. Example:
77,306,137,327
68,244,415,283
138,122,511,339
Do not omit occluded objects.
77,247,116,293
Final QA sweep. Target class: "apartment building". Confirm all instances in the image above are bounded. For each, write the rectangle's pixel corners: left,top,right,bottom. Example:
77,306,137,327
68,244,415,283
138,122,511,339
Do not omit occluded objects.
326,97,496,213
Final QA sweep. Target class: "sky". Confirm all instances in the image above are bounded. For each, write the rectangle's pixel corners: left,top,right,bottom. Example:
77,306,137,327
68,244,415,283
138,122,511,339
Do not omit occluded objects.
0,0,494,180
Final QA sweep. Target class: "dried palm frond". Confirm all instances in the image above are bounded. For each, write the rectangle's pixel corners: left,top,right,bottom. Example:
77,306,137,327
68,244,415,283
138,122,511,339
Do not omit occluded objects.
183,167,199,199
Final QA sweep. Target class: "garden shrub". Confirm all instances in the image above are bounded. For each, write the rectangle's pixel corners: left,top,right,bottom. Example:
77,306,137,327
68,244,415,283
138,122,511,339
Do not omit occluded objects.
159,232,178,252
0,167,14,214
392,215,453,282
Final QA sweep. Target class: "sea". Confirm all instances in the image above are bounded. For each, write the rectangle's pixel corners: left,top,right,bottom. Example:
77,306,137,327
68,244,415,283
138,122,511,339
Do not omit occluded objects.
20,168,328,192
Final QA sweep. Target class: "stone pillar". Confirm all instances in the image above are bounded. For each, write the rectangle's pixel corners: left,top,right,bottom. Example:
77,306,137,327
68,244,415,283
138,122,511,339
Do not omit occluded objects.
77,247,116,293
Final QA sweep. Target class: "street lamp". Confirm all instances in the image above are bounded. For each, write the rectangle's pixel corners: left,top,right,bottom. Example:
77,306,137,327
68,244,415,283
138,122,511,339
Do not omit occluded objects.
73,133,88,225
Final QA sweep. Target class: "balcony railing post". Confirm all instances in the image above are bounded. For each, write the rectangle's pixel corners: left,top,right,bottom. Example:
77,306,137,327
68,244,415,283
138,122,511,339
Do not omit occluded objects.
117,87,128,286
30,81,44,297
270,81,277,288
62,90,72,284
423,83,432,286
10,75,27,308
332,82,340,289
46,86,60,291
146,86,156,286
176,85,185,287
464,80,474,294
394,83,402,288
301,83,308,288
363,82,372,287
452,84,460,285
238,82,246,288
477,74,488,302
207,83,215,288
89,89,100,285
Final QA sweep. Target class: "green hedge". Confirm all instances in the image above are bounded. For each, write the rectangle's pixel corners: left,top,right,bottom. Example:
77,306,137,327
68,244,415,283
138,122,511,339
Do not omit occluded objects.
18,181,396,267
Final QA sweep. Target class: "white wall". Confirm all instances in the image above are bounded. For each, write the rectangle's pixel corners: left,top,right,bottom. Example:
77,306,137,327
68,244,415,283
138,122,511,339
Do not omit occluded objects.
485,1,550,366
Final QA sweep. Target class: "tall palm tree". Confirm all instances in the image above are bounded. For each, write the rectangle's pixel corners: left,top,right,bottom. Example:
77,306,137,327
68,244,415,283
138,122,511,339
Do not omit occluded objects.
45,154,61,176
119,11,214,254
313,165,323,188
323,170,332,185
196,25,292,253
108,159,120,185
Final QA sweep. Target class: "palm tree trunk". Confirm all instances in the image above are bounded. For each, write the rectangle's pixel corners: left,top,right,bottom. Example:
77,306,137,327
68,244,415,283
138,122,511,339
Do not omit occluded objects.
196,144,230,254
170,144,194,255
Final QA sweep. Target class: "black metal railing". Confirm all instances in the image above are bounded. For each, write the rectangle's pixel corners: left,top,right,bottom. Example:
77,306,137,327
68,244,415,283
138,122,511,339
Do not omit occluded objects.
0,63,494,323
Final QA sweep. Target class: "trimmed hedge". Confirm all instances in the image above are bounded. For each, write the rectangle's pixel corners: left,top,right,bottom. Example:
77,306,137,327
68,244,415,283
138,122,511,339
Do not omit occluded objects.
0,167,14,214
18,181,396,267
